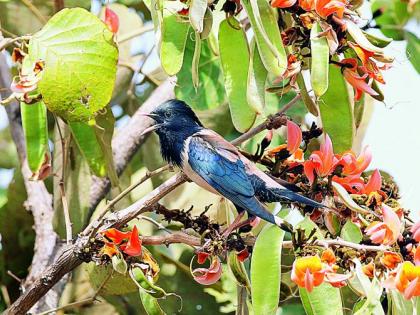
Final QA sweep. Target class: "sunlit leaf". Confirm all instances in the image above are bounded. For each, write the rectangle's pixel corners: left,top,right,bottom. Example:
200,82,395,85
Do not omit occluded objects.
247,40,267,115
189,0,207,33
242,0,287,76
28,8,118,122
340,221,363,244
332,182,371,215
388,290,413,314
160,12,190,76
251,222,285,315
218,18,256,132
363,31,392,48
20,101,50,175
139,288,166,315
370,0,409,40
175,29,225,110
296,73,318,116
300,282,344,315
319,64,354,153
310,22,329,98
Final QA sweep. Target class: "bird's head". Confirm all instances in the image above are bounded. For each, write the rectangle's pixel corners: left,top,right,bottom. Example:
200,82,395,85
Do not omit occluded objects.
141,99,203,166
141,99,203,137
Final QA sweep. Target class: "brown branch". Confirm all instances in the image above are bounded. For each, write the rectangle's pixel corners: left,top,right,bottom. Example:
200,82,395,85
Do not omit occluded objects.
0,53,63,313
54,0,65,12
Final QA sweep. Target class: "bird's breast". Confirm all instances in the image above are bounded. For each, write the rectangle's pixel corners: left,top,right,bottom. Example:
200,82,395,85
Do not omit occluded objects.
181,137,221,196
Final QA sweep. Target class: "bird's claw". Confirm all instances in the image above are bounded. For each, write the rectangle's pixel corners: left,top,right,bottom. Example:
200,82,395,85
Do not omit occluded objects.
279,221,294,233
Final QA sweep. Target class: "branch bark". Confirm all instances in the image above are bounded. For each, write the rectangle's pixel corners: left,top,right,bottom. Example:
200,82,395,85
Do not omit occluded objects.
0,54,63,313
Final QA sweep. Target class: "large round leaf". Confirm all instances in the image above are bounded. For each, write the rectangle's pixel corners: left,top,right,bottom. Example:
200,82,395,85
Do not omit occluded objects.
28,8,118,122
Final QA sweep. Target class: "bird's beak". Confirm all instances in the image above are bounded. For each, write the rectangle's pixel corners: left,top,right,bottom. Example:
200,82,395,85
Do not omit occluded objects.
139,112,162,136
141,124,160,136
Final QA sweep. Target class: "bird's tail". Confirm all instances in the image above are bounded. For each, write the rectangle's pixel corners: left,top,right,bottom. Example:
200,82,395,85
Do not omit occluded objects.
271,188,324,209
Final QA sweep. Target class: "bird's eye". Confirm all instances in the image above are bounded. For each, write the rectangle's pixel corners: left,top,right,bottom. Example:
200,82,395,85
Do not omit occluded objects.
164,111,171,119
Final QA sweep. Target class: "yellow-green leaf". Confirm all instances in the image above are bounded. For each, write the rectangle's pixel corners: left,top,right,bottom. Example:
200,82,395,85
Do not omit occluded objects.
218,18,256,132
20,101,49,174
251,223,285,315
160,12,190,75
300,282,344,315
310,22,329,98
242,0,287,76
247,40,267,115
319,64,354,153
29,8,118,122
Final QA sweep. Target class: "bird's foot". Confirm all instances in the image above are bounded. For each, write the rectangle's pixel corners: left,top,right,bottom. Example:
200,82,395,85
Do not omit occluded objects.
274,217,294,233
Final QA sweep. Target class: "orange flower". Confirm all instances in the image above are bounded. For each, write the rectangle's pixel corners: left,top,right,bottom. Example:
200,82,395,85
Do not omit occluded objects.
394,262,420,299
332,169,382,195
267,120,304,165
304,134,340,183
341,58,379,101
381,252,402,269
321,248,336,265
291,255,350,291
349,42,386,84
315,0,347,19
291,256,325,292
362,262,375,278
365,205,401,245
339,146,372,176
271,0,297,8
299,0,315,10
101,225,142,257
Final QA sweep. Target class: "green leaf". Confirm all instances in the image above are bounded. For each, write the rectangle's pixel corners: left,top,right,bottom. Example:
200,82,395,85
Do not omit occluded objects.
296,73,318,116
139,289,166,315
69,122,107,177
189,0,207,33
332,182,371,215
29,8,118,122
310,22,329,98
227,252,251,292
340,221,363,244
345,19,384,53
242,0,287,76
94,106,118,187
363,31,393,48
251,223,285,315
388,290,413,315
192,31,202,89
319,64,354,153
296,216,324,240
20,101,49,174
53,123,91,237
299,282,344,315
112,255,128,275
247,40,267,115
160,12,190,75
371,0,409,40
406,31,420,74
175,29,225,110
200,8,213,40
218,18,256,132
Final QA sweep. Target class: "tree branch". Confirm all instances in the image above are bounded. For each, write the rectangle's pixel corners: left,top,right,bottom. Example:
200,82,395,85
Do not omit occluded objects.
0,54,63,313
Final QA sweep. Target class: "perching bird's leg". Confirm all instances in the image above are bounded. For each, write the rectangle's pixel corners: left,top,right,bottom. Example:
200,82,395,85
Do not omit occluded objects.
221,211,246,237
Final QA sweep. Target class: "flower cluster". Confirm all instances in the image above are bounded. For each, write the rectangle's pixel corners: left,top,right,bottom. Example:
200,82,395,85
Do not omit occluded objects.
100,225,142,258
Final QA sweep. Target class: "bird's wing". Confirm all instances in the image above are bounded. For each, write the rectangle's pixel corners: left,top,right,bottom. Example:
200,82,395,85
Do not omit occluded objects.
187,130,255,201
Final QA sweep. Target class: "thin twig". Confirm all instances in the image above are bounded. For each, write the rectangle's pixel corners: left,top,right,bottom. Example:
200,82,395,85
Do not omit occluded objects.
55,117,72,244
0,35,31,52
117,24,154,44
85,164,171,236
20,0,48,24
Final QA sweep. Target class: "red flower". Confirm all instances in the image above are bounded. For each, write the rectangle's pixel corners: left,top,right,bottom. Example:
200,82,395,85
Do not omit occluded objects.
315,0,347,19
105,7,119,34
120,226,142,257
304,134,340,183
299,0,315,10
341,58,379,101
237,248,250,262
101,226,142,257
366,205,401,245
339,146,372,176
192,255,223,285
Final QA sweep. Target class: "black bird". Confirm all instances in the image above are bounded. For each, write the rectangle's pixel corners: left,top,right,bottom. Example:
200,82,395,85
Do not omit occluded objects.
141,99,324,232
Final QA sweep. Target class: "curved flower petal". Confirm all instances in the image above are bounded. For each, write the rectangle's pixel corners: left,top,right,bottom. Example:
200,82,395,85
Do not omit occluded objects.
363,169,382,194
382,205,401,242
192,256,223,285
271,0,297,8
102,228,131,244
325,272,352,288
105,7,119,33
286,120,302,155
122,226,142,256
